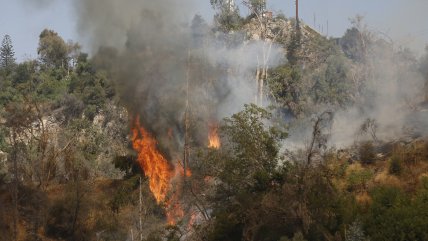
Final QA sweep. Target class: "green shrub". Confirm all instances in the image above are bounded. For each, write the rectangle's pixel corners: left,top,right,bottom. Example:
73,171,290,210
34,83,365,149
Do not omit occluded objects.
347,168,373,191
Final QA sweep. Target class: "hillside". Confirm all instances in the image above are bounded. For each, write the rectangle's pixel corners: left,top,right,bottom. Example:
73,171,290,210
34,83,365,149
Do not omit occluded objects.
1,3,428,241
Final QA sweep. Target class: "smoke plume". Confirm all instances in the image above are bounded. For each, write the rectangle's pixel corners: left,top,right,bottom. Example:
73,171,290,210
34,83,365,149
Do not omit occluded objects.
72,0,283,159
330,42,427,147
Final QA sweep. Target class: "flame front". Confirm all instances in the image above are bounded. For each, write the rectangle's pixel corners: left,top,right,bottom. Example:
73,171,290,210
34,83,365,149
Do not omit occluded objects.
132,116,173,203
208,123,220,149
131,116,190,225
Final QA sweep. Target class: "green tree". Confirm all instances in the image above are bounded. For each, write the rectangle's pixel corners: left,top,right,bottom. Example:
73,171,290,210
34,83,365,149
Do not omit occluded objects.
199,104,288,241
339,16,372,63
0,35,16,70
218,104,285,192
37,29,69,68
210,0,242,32
312,55,352,106
268,65,305,116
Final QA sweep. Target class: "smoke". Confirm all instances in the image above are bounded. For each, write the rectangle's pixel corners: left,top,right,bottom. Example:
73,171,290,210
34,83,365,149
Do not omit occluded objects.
282,34,427,153
68,0,428,157
330,42,427,147
71,0,284,159
380,0,428,54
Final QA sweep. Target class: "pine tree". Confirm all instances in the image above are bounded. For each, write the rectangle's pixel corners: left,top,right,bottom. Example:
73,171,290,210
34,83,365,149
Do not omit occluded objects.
0,35,16,69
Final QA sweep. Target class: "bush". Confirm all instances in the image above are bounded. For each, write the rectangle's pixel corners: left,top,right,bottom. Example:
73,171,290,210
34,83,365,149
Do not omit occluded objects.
359,141,375,165
365,185,428,241
347,166,373,191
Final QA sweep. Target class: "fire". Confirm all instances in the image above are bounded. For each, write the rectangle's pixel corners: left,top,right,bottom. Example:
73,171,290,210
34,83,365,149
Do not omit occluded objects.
132,117,174,203
166,195,185,225
208,123,220,149
131,116,191,225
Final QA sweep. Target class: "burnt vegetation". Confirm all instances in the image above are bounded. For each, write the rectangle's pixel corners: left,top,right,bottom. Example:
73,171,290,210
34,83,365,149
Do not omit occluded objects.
1,1,428,241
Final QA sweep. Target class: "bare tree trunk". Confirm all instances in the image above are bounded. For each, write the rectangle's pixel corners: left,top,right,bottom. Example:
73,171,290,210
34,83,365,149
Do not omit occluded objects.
242,6,279,107
256,56,261,105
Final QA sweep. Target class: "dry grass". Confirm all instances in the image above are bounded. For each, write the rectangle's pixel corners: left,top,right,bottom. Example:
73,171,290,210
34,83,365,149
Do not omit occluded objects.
372,170,402,188
355,191,372,209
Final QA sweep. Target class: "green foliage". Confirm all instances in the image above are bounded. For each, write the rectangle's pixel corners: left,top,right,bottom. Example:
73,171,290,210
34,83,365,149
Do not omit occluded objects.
364,185,428,241
347,168,373,191
286,31,302,65
340,28,366,62
38,29,69,68
218,104,286,191
312,55,352,106
59,94,85,122
0,76,19,106
68,54,109,114
268,65,304,115
0,35,16,70
36,72,69,101
210,0,243,32
12,61,36,89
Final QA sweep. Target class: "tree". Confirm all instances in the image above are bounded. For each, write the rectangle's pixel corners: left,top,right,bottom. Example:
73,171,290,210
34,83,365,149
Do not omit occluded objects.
191,15,209,48
197,104,288,240
210,0,242,32
243,0,266,16
312,55,352,106
37,29,69,68
339,16,373,63
0,35,16,70
306,111,333,165
218,104,285,191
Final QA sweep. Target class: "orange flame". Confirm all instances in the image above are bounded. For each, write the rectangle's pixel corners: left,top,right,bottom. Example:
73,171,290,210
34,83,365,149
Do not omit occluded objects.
131,116,191,225
208,123,221,149
132,117,174,203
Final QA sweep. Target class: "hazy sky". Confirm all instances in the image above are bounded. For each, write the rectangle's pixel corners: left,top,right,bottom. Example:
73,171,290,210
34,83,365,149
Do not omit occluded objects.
1,0,427,61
